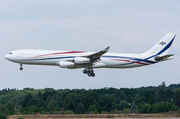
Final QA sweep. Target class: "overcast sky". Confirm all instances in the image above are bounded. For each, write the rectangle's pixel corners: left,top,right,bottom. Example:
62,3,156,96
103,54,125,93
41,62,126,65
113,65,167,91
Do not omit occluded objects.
1,0,180,90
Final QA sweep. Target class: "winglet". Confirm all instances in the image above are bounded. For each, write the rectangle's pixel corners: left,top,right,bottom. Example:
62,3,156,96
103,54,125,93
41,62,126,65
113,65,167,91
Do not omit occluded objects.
103,46,110,52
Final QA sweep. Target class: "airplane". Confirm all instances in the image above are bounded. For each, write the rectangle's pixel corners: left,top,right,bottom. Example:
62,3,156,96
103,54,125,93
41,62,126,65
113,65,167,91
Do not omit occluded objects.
4,33,176,77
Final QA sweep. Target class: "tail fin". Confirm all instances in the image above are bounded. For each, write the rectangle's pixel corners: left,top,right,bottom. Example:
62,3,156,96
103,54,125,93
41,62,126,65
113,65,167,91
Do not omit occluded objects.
141,33,176,59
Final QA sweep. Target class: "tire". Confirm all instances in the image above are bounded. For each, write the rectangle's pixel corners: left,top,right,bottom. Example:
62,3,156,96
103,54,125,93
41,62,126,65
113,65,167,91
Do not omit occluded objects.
83,70,87,74
88,73,92,76
92,73,95,77
20,67,23,70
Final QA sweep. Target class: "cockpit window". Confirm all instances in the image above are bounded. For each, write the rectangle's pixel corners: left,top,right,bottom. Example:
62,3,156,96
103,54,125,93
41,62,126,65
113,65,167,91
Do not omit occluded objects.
9,53,13,55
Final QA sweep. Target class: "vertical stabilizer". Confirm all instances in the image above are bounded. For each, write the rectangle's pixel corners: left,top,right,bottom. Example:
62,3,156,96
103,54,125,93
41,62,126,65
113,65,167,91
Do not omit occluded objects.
141,33,176,59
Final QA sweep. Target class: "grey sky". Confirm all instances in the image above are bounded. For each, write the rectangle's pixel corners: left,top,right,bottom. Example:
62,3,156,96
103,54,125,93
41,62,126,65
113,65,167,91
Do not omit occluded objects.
1,0,180,90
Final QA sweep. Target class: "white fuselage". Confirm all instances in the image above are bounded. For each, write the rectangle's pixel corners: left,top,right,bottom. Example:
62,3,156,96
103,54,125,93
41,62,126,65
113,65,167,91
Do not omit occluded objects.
4,49,156,69
4,33,176,77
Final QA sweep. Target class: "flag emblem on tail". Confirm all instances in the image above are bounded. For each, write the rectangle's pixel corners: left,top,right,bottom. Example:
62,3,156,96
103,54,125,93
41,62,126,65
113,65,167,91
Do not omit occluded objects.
159,41,166,46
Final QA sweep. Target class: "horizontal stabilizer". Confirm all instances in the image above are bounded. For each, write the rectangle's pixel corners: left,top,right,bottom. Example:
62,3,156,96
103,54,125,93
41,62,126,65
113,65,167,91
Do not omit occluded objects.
154,54,174,61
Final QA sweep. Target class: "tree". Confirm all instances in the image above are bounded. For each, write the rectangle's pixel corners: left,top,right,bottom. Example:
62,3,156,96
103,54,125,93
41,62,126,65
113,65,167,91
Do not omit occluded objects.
93,110,99,114
29,105,39,113
18,107,23,113
4,109,10,115
119,100,128,110
14,93,25,106
147,105,156,113
52,94,60,101
38,91,41,97
123,108,131,114
134,96,144,105
42,89,57,101
166,89,174,99
0,103,6,113
99,95,112,112
120,91,126,100
130,102,137,110
138,105,149,113
135,94,140,99
174,89,180,107
39,107,46,114
152,102,161,113
6,102,15,115
29,96,41,107
88,105,97,112
157,88,165,102
0,113,7,119
85,92,99,109
0,97,6,104
148,95,156,105
75,103,86,114
48,99,59,111
64,93,81,111
46,95,52,102
22,94,32,108
126,94,133,103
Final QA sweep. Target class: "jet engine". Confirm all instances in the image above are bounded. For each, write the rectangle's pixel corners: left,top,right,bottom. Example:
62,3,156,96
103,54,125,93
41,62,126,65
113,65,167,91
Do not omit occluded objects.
59,61,75,68
74,57,90,64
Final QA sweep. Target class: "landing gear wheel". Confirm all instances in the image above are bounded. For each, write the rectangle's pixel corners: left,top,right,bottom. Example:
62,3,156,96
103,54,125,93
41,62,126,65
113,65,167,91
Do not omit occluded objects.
20,67,23,70
91,73,95,77
83,70,87,74
88,73,92,77
83,68,95,77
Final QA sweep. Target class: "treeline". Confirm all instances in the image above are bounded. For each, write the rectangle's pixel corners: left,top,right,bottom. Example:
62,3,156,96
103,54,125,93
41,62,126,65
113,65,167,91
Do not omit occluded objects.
0,82,180,115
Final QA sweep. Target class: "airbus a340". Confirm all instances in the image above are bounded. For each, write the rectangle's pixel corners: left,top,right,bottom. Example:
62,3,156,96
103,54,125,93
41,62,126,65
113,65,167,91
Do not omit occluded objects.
5,33,176,77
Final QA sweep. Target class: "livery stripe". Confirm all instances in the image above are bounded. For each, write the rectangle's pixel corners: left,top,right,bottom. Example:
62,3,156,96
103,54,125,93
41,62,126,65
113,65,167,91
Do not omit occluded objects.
20,56,75,61
102,56,156,64
34,51,85,58
111,59,150,65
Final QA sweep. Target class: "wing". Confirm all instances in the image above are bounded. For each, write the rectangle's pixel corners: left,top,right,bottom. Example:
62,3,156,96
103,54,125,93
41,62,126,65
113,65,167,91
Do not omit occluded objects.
87,46,110,63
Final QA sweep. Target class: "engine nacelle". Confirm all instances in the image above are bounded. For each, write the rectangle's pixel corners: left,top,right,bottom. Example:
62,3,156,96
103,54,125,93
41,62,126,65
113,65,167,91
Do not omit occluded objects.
59,61,75,68
74,57,90,64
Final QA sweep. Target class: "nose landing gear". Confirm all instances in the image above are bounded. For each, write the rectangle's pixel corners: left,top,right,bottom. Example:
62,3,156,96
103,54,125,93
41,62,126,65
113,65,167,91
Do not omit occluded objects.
19,64,23,71
83,69,95,77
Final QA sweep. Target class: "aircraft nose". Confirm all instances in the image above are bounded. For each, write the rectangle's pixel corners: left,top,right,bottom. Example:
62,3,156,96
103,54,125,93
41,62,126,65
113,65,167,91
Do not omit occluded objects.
4,54,11,60
4,54,9,59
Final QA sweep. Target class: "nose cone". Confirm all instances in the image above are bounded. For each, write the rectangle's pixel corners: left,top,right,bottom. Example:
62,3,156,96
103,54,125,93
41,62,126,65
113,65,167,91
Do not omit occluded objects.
4,54,13,61
4,54,9,60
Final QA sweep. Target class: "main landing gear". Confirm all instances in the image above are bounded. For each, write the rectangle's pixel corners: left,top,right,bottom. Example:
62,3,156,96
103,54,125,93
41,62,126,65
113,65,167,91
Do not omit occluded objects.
83,69,95,77
19,64,23,71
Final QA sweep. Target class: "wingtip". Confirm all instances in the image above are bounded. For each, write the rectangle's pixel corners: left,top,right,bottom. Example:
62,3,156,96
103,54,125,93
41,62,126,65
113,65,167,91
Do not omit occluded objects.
104,46,110,51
